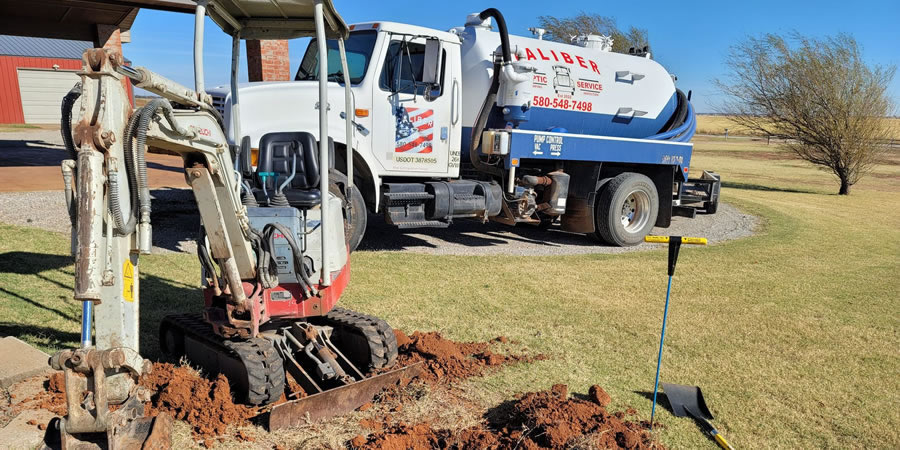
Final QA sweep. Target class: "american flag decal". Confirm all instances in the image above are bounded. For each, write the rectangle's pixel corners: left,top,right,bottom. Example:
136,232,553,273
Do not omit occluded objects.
394,106,434,153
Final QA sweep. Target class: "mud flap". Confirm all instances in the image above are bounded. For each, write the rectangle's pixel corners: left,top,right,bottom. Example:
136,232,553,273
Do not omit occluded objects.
269,362,423,430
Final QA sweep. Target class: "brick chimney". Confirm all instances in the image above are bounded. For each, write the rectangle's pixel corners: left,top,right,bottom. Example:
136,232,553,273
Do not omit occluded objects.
246,40,291,82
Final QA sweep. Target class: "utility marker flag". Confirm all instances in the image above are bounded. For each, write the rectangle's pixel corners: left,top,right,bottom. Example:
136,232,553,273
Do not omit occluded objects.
394,106,434,154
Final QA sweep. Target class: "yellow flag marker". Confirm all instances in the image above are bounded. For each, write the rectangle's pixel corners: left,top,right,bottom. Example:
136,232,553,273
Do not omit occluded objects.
645,235,707,245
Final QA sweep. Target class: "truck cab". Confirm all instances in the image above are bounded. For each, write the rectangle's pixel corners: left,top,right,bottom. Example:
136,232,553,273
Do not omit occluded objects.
211,23,463,213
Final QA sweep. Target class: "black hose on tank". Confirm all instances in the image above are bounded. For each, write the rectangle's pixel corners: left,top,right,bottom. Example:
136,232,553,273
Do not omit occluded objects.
657,89,688,135
469,62,504,177
478,8,512,63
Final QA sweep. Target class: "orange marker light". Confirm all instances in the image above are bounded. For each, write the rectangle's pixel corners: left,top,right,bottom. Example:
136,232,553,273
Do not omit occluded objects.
511,158,519,166
355,108,369,117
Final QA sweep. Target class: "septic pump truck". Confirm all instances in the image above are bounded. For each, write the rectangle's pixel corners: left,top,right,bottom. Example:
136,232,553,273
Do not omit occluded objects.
50,1,418,447
209,8,722,249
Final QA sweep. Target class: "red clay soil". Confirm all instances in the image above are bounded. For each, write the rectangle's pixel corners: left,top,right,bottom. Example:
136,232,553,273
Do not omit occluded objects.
139,363,255,443
13,372,67,417
352,383,661,450
392,330,548,384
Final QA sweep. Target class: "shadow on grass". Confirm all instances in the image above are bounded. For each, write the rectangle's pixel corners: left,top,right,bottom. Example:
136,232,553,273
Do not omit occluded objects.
721,181,818,195
0,322,80,349
139,273,202,361
0,251,199,361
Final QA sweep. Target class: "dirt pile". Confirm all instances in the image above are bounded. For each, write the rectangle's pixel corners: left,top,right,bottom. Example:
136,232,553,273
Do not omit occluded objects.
13,372,67,417
393,330,547,383
352,383,661,449
140,363,255,443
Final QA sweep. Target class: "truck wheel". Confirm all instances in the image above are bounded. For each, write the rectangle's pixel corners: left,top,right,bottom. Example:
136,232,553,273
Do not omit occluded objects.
329,170,367,252
594,173,659,246
703,196,719,214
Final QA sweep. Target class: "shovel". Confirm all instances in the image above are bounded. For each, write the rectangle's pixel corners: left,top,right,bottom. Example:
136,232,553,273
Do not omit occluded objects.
661,382,734,450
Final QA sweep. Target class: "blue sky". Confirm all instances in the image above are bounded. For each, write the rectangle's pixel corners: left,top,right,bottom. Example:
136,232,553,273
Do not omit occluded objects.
126,0,900,113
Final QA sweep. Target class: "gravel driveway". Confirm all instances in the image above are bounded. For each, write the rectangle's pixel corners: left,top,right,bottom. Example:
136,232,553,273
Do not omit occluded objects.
0,188,756,256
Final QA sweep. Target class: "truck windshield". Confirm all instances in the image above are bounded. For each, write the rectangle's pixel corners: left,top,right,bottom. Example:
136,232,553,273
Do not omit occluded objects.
295,30,377,84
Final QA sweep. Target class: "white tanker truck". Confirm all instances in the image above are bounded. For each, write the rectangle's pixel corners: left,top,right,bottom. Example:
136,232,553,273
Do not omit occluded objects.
209,8,720,248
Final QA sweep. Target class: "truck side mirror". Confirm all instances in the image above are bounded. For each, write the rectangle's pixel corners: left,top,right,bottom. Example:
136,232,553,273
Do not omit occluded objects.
421,38,442,86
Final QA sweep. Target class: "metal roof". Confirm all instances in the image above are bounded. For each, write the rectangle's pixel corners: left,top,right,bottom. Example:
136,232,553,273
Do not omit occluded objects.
207,0,349,40
0,34,91,59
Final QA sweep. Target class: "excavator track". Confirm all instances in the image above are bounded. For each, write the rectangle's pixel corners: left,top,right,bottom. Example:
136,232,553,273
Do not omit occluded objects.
159,313,284,405
159,307,399,409
321,307,399,372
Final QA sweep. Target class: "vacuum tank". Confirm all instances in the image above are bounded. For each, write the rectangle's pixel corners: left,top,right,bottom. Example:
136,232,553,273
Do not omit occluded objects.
458,16,685,140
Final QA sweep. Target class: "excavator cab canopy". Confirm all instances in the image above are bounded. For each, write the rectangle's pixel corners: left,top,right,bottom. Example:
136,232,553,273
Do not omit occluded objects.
204,0,349,40
186,0,355,287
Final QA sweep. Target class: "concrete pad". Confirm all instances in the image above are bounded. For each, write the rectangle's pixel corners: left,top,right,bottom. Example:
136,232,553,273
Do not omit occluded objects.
0,337,51,389
0,408,56,450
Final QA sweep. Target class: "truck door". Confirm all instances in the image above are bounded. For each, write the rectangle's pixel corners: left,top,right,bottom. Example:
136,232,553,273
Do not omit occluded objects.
372,37,453,174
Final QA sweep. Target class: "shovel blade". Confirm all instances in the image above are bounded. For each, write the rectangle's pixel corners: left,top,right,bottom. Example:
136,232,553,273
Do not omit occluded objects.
269,362,423,430
660,382,714,420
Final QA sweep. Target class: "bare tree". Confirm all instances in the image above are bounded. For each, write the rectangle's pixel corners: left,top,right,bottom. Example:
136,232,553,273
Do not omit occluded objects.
716,33,895,195
537,13,649,54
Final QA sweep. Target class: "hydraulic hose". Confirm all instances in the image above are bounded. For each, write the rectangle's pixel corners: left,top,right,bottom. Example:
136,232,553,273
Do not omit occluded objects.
60,82,82,161
132,98,196,230
60,83,81,227
478,8,511,63
109,111,142,234
254,223,317,297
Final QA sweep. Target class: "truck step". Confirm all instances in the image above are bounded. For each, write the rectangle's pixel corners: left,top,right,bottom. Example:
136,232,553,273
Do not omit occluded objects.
383,192,435,202
395,220,450,229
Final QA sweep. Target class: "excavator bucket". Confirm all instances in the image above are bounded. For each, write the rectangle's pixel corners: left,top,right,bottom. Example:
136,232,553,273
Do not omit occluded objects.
48,348,173,450
269,362,423,429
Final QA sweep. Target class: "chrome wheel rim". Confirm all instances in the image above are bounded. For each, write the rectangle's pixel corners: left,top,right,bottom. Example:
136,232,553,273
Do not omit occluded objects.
620,190,651,233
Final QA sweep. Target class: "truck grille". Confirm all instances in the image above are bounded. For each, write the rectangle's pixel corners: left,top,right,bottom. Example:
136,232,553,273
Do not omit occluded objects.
210,94,226,117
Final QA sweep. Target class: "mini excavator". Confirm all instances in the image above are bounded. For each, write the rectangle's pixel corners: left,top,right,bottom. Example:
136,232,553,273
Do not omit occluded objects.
49,1,418,447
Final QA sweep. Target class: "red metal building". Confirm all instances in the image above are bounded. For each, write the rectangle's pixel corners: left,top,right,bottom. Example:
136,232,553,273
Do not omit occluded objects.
0,35,133,124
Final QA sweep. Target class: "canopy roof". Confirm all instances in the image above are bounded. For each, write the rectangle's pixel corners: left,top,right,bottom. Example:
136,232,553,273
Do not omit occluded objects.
206,0,349,40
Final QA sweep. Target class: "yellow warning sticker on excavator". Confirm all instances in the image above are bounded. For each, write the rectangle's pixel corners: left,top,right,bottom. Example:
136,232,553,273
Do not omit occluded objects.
123,260,134,303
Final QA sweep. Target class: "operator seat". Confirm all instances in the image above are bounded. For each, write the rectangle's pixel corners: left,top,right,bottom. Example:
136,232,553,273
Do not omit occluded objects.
254,132,321,208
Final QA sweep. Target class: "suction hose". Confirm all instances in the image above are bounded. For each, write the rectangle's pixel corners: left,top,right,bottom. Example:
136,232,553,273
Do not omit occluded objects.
468,8,514,178
478,8,512,63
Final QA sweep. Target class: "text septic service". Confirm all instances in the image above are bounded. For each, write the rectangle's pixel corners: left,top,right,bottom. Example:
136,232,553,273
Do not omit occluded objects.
515,47,604,76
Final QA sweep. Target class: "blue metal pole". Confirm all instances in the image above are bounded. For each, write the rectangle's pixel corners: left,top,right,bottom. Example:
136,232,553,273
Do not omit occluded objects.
80,300,92,348
650,275,673,429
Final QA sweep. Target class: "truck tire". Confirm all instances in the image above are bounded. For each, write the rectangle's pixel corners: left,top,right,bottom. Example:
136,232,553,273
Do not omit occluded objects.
594,173,659,246
703,196,719,214
329,170,367,252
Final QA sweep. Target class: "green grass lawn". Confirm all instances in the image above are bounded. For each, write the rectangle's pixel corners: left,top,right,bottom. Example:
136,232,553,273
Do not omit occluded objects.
1,136,898,448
